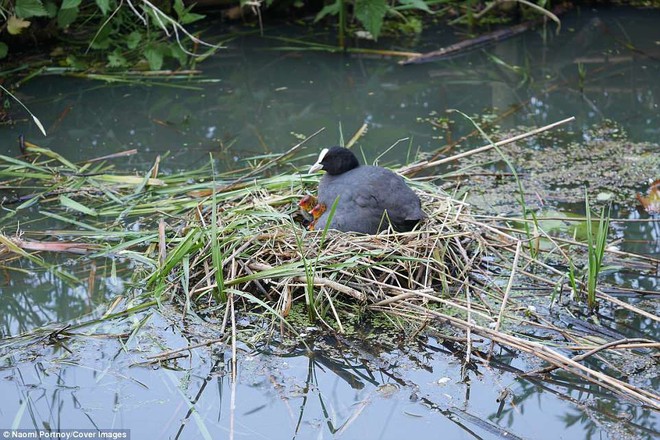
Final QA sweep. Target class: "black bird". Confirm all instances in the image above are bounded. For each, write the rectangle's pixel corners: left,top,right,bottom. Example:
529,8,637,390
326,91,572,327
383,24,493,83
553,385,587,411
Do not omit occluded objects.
308,146,426,234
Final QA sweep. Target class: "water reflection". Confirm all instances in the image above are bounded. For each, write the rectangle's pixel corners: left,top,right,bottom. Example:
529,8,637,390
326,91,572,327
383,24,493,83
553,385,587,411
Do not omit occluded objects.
0,258,133,337
2,315,657,439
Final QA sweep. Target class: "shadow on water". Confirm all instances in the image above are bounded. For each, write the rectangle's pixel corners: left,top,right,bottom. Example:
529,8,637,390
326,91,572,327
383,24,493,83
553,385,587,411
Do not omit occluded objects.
1,6,659,440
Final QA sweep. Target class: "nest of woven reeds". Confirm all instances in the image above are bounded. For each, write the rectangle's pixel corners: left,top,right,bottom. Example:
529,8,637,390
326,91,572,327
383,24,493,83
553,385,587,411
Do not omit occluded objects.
168,176,485,327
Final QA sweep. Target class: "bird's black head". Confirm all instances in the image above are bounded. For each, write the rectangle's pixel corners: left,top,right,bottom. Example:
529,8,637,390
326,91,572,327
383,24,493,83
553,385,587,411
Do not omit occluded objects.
309,146,360,176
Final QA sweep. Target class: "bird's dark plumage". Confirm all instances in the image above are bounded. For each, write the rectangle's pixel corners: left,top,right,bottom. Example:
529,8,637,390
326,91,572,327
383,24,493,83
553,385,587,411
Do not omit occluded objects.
309,147,425,234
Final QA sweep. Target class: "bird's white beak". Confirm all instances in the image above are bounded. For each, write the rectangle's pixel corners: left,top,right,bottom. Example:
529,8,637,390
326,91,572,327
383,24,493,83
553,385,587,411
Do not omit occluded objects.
309,162,323,173
308,148,328,174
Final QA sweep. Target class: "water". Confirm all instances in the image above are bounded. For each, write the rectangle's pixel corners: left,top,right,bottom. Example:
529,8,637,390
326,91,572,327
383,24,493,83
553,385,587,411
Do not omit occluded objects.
1,6,659,439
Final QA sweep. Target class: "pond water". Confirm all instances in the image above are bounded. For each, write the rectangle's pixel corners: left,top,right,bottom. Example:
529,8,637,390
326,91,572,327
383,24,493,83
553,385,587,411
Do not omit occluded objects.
1,6,659,440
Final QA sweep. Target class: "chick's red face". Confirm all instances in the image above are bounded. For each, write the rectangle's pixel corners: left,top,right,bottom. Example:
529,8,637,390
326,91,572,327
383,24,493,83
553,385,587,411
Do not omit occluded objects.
299,195,317,211
310,203,327,220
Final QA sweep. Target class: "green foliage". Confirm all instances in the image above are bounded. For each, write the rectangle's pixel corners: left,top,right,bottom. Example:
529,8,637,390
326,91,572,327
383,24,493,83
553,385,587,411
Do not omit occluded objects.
0,0,209,68
14,0,49,18
314,0,342,22
95,0,111,15
584,194,611,311
61,0,81,8
106,49,128,68
396,0,431,13
144,44,167,71
354,0,387,40
314,0,433,41
126,31,142,50
57,2,79,28
173,0,205,25
565,194,612,312
0,1,564,64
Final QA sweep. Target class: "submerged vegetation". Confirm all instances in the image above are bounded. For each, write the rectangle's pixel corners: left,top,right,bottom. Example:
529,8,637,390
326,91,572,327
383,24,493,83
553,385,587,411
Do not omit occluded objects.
1,120,658,412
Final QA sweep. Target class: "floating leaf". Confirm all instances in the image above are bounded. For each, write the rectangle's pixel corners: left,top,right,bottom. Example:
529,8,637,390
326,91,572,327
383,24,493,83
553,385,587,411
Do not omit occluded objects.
596,192,613,201
11,236,100,253
92,174,166,186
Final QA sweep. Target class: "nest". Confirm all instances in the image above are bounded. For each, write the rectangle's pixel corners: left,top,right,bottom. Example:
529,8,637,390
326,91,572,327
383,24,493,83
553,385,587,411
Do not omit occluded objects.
171,181,480,323
158,172,658,410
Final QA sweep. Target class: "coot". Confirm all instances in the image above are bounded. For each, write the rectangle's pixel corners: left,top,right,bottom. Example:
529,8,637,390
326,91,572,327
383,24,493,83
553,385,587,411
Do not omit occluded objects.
308,146,425,234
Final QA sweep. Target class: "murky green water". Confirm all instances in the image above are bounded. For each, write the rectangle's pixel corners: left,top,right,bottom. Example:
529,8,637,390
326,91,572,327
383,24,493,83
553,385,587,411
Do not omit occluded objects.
1,7,658,439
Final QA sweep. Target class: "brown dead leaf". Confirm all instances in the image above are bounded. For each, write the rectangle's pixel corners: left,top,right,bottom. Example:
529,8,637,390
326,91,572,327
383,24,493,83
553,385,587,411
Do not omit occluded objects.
636,179,660,214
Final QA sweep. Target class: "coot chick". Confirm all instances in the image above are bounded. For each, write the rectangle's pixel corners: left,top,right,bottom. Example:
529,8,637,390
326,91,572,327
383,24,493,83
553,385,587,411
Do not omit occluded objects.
298,195,329,229
309,146,425,234
297,195,318,227
298,195,318,216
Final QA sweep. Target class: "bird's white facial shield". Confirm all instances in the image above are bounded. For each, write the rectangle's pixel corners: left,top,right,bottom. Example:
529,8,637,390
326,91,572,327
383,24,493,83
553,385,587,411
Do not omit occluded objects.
309,148,329,174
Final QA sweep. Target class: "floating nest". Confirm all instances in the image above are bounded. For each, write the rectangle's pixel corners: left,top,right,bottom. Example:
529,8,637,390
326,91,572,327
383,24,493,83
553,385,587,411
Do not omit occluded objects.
153,168,658,409
166,178,479,321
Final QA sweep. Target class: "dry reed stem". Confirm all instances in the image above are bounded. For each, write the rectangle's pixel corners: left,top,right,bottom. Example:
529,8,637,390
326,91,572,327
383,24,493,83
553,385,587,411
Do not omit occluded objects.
398,116,576,176
388,302,659,410
528,338,658,375
494,240,522,332
249,262,367,302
